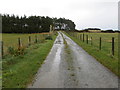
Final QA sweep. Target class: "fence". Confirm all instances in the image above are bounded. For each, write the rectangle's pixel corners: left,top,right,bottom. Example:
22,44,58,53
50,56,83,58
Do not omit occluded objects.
66,31,118,58
1,33,52,57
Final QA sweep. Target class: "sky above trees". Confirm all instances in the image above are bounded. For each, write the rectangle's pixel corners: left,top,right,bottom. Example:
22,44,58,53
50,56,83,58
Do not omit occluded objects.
0,0,119,30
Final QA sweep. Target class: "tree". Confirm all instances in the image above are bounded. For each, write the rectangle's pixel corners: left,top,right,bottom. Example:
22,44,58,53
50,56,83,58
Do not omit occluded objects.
2,14,76,33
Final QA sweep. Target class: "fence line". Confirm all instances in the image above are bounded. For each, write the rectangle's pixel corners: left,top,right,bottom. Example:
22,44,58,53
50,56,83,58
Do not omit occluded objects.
65,31,117,57
2,33,53,57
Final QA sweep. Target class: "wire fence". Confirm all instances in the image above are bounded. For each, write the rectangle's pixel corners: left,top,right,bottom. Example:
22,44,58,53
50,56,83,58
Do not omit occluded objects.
1,33,53,57
66,31,118,59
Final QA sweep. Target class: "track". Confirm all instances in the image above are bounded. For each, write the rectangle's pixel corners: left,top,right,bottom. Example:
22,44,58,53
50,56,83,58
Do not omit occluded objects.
28,32,118,88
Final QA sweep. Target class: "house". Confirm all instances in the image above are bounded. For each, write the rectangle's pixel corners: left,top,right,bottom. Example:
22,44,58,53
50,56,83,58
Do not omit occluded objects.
88,29,101,33
84,28,101,33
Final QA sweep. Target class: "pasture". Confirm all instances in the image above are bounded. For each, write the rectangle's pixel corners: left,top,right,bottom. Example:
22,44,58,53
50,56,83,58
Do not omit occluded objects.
78,33,118,58
2,33,50,56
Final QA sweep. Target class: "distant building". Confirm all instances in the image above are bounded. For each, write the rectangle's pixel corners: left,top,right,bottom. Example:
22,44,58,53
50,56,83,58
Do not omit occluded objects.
82,28,101,33
88,29,101,33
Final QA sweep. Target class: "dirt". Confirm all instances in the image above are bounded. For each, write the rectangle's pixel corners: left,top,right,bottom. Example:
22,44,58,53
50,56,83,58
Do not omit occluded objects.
28,32,118,88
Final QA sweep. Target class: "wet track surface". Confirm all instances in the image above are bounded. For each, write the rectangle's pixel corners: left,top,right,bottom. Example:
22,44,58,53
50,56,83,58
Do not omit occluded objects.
28,32,118,88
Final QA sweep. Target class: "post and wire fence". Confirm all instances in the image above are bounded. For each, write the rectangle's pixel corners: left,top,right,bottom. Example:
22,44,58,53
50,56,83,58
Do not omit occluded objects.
1,32,55,58
65,31,118,57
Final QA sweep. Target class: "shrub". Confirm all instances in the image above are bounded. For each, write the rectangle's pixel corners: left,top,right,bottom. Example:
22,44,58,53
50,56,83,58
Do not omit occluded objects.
7,46,25,56
7,47,15,55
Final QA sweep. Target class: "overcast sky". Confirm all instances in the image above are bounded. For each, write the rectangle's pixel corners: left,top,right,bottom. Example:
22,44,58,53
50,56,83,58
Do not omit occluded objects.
0,0,119,30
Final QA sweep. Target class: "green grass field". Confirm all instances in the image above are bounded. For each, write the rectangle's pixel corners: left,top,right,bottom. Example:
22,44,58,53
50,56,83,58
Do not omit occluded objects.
2,32,57,88
78,33,118,58
2,33,50,55
64,31,119,77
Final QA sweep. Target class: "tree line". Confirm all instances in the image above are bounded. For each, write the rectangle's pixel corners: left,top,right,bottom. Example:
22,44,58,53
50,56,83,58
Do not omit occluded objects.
2,14,76,33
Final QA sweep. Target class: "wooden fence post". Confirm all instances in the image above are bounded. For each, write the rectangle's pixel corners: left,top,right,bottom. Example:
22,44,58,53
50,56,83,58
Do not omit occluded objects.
18,37,21,49
86,35,88,44
1,41,3,57
80,34,81,40
79,34,80,40
83,33,84,42
80,34,82,41
18,37,21,55
35,35,37,43
28,36,31,46
99,37,101,50
112,37,114,56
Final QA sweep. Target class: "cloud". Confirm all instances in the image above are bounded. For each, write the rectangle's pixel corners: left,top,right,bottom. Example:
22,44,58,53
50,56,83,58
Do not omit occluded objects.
0,0,118,30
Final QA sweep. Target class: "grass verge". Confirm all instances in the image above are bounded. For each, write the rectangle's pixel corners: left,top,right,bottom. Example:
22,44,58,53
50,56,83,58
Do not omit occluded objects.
63,32,119,77
2,34,57,88
61,32,74,73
